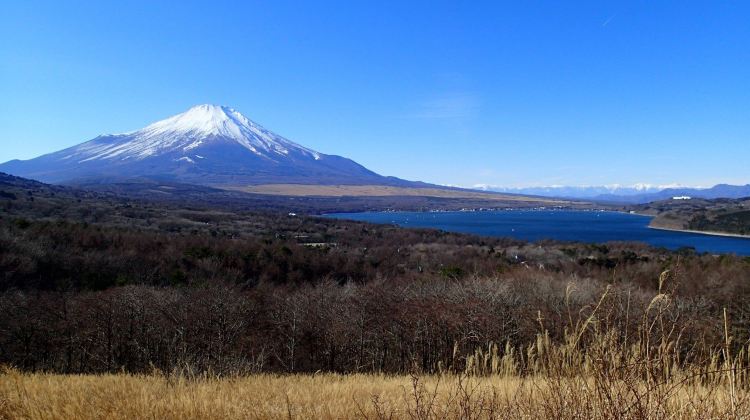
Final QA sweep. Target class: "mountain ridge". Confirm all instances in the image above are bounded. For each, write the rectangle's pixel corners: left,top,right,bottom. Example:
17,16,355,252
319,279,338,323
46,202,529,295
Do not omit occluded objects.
476,184,750,203
0,104,413,187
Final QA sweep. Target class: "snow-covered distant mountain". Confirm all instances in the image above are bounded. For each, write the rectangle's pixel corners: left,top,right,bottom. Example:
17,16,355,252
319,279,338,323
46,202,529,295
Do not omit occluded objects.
474,184,750,203
475,184,680,199
0,104,410,186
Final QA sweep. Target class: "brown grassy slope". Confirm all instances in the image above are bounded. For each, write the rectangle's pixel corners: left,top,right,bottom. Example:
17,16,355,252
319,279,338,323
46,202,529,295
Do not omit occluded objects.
222,183,568,202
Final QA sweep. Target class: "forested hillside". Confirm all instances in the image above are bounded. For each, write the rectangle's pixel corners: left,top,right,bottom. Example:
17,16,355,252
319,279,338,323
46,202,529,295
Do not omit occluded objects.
630,197,750,235
2,173,750,375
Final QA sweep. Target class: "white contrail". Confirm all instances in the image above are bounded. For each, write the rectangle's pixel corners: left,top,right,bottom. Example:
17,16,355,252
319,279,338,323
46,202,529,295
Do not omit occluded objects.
602,14,616,27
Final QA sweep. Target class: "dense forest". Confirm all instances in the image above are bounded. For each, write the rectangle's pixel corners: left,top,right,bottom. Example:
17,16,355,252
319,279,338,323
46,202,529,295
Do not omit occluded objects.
2,173,750,375
687,208,750,235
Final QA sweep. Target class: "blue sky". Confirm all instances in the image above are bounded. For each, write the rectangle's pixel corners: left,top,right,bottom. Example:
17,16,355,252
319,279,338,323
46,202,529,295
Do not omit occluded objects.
1,1,748,187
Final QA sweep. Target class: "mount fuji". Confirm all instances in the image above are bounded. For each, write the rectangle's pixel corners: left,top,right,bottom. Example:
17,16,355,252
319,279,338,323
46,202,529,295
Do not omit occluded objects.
0,104,411,187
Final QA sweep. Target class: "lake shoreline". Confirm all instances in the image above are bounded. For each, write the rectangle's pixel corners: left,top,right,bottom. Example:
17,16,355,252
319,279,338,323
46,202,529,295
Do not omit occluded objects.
328,210,750,255
648,225,750,240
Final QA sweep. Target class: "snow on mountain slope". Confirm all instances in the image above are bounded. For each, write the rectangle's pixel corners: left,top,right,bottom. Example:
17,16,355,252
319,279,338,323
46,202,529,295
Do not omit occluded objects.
472,183,750,204
0,105,406,186
476,184,687,199
65,104,321,163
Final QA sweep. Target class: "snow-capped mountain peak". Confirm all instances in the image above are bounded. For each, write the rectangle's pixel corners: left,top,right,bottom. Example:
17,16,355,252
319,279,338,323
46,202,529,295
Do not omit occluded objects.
136,104,271,145
0,104,395,186
136,104,250,139
75,104,319,162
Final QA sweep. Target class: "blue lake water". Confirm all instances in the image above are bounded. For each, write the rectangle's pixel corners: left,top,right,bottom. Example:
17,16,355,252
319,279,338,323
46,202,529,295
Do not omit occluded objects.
326,210,750,256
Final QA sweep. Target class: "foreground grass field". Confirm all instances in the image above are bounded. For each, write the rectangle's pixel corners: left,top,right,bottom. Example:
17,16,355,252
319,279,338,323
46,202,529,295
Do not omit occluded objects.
4,276,750,419
1,369,749,419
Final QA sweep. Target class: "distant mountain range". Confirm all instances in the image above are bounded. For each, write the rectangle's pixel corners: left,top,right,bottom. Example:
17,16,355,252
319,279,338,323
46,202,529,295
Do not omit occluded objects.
0,105,595,210
3,104,744,206
476,184,669,199
0,104,416,187
477,184,750,204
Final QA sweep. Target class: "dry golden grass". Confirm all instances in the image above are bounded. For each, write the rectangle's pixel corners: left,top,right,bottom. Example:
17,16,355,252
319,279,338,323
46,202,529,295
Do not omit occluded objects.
1,369,748,420
221,183,568,202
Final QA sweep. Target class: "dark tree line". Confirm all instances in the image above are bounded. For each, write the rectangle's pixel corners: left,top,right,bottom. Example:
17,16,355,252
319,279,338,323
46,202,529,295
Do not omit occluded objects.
2,269,749,375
